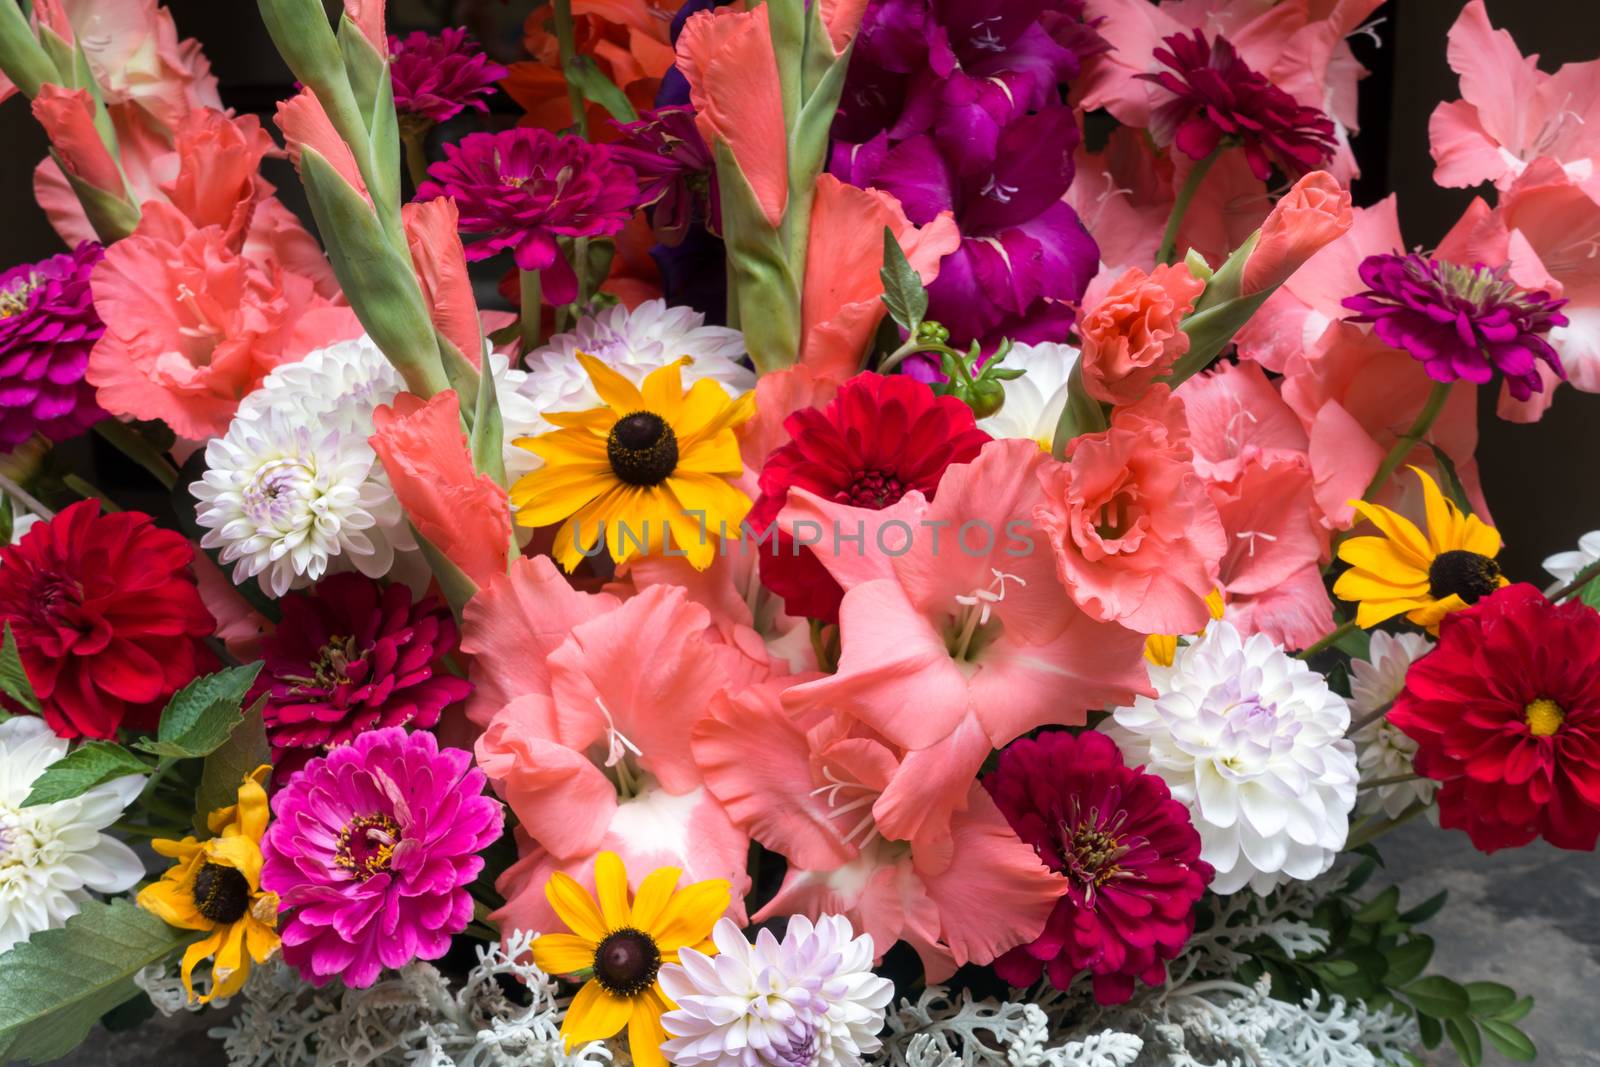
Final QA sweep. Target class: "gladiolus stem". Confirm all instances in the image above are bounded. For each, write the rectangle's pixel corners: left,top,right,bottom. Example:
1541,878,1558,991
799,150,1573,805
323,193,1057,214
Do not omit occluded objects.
520,268,543,355
1552,557,1600,603
1358,381,1451,506
1344,800,1429,850
1348,700,1395,735
1296,618,1359,660
1357,772,1421,792
401,125,430,193
552,0,588,138
94,420,179,490
1156,147,1220,266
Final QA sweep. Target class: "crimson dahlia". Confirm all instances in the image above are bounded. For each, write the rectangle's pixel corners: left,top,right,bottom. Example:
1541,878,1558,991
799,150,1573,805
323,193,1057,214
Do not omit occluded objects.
986,729,1212,1004
1389,583,1600,852
0,501,214,738
747,373,988,623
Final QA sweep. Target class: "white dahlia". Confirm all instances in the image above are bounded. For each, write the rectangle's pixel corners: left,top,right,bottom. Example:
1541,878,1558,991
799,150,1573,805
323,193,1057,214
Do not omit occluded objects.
0,718,145,952
1102,621,1358,895
975,341,1077,449
521,299,753,431
660,915,893,1067
1349,631,1438,820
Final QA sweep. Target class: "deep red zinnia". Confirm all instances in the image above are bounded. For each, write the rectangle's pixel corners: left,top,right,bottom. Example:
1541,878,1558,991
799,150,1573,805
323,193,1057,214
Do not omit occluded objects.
1139,30,1336,181
986,729,1212,1004
253,573,471,778
0,501,214,739
747,373,989,623
1388,583,1600,853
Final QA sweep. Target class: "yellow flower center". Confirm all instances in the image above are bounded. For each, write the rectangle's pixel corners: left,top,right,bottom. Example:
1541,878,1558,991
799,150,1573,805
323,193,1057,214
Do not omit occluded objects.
334,813,400,879
193,862,251,923
607,411,679,487
1427,549,1501,604
1524,698,1565,738
592,927,662,997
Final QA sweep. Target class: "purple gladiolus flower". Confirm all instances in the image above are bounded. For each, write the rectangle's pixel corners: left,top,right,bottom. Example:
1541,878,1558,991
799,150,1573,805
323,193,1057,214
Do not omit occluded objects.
610,105,719,246
1342,252,1568,400
261,727,503,989
389,28,508,126
0,242,107,450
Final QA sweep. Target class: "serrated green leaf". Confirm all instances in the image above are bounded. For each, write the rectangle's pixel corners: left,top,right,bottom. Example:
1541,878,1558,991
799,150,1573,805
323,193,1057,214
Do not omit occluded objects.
1464,980,1517,1016
1404,976,1472,1020
0,899,195,1064
134,664,263,760
193,701,270,833
879,227,928,335
1384,935,1433,987
1399,889,1448,925
1479,1018,1537,1061
1,623,39,716
1445,1018,1483,1067
21,742,148,808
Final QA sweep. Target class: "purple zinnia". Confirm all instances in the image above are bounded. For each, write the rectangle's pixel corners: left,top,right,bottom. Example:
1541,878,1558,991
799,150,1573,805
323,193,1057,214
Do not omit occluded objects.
985,730,1212,1005
610,105,718,247
1342,252,1569,399
389,28,509,127
252,573,472,779
417,128,639,305
0,242,107,450
1140,30,1336,181
261,727,503,989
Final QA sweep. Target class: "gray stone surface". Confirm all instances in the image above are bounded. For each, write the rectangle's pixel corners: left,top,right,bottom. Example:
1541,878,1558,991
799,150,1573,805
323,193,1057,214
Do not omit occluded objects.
47,824,1598,1066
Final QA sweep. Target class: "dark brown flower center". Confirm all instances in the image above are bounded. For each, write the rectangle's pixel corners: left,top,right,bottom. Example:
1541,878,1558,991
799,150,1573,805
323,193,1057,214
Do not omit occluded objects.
193,862,251,924
1427,549,1501,604
592,927,661,997
608,412,678,487
334,813,401,880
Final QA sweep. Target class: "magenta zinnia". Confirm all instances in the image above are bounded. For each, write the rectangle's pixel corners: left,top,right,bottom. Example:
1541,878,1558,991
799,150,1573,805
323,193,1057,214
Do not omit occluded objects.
260,728,502,989
389,28,508,125
986,730,1212,1004
1140,30,1336,181
253,573,471,777
416,128,639,305
1342,252,1568,400
0,242,107,450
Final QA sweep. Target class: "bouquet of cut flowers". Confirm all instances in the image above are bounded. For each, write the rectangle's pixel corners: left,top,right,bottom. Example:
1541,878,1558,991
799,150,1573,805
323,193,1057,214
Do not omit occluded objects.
1,0,1596,1064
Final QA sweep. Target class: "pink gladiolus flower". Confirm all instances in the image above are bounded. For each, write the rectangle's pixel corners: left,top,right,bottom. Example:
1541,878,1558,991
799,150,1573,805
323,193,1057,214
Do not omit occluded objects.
30,86,124,196
1240,171,1353,297
276,88,372,205
401,198,483,368
1078,263,1205,406
1035,387,1227,636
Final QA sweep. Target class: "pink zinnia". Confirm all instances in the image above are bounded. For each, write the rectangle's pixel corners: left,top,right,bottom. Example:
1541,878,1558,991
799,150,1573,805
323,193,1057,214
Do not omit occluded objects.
986,730,1212,1004
416,128,639,305
253,573,472,777
0,242,106,450
261,728,502,988
389,28,508,126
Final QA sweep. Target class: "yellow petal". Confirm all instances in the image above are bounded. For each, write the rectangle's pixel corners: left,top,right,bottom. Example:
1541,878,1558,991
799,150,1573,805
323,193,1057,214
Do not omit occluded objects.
546,871,609,942
630,866,684,931
525,428,611,465
641,359,688,421
532,932,600,976
178,930,225,1004
578,352,647,415
511,464,611,525
1353,596,1428,629
1460,514,1503,559
627,987,671,1067
204,835,264,890
244,913,280,963
648,879,730,952
563,980,635,1046
676,381,755,444
593,852,632,929
1335,538,1430,591
137,877,210,932
545,408,620,433
1347,499,1431,564
1144,634,1177,668
673,431,744,477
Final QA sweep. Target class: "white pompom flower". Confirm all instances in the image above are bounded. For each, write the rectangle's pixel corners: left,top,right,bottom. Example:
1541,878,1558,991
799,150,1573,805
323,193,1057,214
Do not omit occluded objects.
1102,621,1359,895
660,915,893,1067
0,718,145,952
1349,631,1438,820
975,341,1077,450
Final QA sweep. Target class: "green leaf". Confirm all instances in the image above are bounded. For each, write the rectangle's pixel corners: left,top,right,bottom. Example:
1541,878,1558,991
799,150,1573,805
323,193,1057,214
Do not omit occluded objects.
1403,976,1472,1020
1384,935,1434,987
879,227,928,335
193,700,270,833
1417,1012,1443,1050
1578,574,1600,612
1492,995,1534,1025
1354,885,1400,924
564,54,639,123
1464,981,1517,1016
1426,442,1475,516
716,141,800,374
134,664,263,760
0,899,195,1064
1,623,40,716
0,493,12,547
1479,1019,1537,1061
1399,889,1448,925
467,338,507,487
409,522,480,620
1445,1018,1483,1067
21,742,148,808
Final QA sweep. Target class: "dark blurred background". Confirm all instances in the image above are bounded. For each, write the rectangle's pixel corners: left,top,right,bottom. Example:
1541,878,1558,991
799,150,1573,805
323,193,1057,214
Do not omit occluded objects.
4,0,1599,577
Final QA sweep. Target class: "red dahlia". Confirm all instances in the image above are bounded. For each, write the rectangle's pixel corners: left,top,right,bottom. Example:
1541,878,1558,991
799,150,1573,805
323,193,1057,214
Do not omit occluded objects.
1389,583,1600,852
254,573,471,777
986,729,1212,1004
747,373,989,623
1139,30,1336,181
0,501,214,739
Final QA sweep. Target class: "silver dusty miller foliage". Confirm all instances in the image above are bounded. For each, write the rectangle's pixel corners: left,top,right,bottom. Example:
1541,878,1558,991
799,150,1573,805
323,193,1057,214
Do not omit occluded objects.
184,894,1417,1067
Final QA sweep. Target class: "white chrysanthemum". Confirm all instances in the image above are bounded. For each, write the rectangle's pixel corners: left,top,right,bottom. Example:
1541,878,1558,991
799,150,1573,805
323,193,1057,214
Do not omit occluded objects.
521,299,753,431
0,718,145,952
1543,530,1600,586
1349,631,1438,819
660,915,893,1067
235,336,404,433
194,410,407,598
1103,621,1358,896
976,341,1077,449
